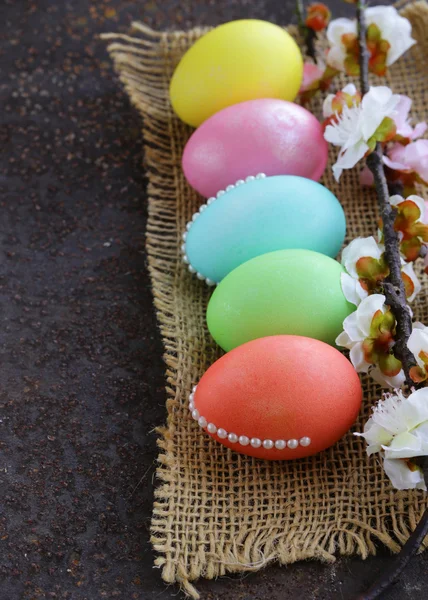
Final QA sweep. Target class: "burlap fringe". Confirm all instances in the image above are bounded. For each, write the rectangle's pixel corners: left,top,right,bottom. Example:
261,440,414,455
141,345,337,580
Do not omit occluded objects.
102,2,428,597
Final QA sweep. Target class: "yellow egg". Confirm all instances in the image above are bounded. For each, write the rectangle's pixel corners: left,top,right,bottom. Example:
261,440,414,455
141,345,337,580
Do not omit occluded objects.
170,20,303,127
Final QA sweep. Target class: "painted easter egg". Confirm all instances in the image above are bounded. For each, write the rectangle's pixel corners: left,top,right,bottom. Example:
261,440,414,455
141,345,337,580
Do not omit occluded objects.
188,335,362,460
170,20,303,127
182,175,346,285
207,249,354,351
182,99,328,197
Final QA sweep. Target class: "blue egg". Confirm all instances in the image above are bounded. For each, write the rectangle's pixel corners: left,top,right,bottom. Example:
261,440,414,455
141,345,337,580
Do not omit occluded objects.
183,175,346,284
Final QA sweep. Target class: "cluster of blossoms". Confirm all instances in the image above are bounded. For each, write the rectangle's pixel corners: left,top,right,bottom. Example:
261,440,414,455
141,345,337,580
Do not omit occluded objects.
356,388,428,490
336,294,428,389
300,6,415,103
326,6,415,76
335,192,428,388
323,84,428,187
299,4,427,190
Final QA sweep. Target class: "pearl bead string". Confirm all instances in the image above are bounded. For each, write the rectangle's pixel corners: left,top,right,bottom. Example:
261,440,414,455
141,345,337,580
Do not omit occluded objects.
181,173,267,286
188,386,311,450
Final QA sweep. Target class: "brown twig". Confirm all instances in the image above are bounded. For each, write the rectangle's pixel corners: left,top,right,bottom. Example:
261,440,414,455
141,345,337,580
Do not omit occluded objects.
296,0,318,63
357,0,415,387
356,459,428,600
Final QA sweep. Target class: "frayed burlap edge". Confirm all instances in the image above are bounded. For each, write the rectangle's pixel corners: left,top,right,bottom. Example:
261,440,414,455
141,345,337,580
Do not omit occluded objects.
102,3,428,597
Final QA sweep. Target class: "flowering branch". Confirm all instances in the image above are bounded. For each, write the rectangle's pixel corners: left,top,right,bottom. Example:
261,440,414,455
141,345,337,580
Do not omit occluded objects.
357,0,415,387
356,3,370,92
351,4,428,597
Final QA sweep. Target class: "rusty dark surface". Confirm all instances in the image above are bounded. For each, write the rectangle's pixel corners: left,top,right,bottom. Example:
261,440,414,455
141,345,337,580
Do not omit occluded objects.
0,1,426,599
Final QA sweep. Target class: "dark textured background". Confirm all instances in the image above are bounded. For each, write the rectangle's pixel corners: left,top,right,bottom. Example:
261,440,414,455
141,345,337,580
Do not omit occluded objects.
0,1,426,598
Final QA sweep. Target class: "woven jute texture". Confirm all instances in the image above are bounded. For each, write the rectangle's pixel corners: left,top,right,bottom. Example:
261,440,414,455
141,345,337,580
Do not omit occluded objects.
103,2,428,596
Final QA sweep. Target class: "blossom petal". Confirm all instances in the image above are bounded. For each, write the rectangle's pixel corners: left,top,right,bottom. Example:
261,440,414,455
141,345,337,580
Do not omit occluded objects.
389,194,404,208
340,273,367,306
383,458,426,490
408,326,428,369
401,262,421,302
403,388,428,429
392,95,427,141
401,140,428,182
383,154,408,172
361,86,400,140
383,431,424,459
356,294,387,338
326,46,346,72
323,93,335,118
412,121,428,140
355,422,394,455
407,195,428,224
300,61,325,93
393,95,412,135
342,310,364,342
369,367,406,389
341,236,382,278
336,329,353,348
350,342,371,373
342,83,358,96
326,17,356,46
333,142,369,181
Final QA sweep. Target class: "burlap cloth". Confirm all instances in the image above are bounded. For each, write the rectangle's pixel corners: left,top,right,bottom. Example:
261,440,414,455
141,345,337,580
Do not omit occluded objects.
103,2,428,596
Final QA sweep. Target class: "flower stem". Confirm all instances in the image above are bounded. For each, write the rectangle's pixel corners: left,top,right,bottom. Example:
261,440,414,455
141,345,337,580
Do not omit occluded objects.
296,0,318,63
356,2,370,95
356,0,415,387
356,460,428,600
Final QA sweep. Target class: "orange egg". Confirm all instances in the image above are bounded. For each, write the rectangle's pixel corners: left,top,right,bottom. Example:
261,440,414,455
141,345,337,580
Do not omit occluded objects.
189,335,362,460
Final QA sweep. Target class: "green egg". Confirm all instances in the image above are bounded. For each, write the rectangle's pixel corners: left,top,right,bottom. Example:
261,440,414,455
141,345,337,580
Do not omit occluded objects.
207,249,354,351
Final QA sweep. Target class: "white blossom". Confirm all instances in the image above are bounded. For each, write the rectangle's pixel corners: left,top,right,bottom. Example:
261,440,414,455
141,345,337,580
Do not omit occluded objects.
339,237,383,307
336,294,387,373
326,7,415,72
393,96,427,141
402,261,421,302
339,235,421,304
383,458,426,490
326,17,357,72
322,83,358,119
365,6,416,66
408,322,428,372
336,294,405,388
369,367,406,389
340,272,368,307
355,388,428,490
390,194,428,225
324,86,400,181
341,236,383,278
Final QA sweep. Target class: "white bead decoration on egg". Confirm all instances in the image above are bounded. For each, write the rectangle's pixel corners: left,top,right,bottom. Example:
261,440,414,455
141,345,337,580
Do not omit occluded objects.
181,174,267,286
187,390,310,449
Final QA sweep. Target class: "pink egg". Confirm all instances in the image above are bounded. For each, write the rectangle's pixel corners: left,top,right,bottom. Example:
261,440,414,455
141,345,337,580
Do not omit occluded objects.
182,98,328,198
